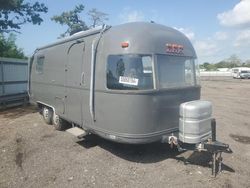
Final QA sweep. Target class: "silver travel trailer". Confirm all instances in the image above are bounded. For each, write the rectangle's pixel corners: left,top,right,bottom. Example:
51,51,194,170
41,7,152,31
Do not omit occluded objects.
30,22,230,175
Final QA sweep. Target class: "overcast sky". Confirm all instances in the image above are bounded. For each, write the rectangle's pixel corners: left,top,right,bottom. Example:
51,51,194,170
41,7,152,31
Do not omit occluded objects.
15,0,250,63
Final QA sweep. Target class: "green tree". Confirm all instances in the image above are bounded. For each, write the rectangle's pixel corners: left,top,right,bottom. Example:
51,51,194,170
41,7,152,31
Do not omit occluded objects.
199,64,205,69
226,54,241,68
51,5,109,37
203,62,210,69
87,8,108,28
214,61,228,68
0,0,48,33
51,4,88,37
244,59,250,67
200,62,216,71
0,33,26,58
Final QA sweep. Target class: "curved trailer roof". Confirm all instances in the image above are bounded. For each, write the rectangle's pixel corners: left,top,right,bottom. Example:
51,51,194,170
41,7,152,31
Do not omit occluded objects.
101,22,196,57
36,25,105,51
36,22,196,58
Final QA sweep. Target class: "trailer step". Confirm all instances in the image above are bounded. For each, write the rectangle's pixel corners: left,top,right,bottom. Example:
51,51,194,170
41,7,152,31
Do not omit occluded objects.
66,127,87,138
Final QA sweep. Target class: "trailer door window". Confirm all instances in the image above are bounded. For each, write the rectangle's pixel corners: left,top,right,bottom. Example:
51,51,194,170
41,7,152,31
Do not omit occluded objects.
157,55,199,88
36,56,44,74
107,55,154,90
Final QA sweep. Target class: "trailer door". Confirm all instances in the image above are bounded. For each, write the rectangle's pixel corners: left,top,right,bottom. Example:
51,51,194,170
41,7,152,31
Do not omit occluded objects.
65,40,85,125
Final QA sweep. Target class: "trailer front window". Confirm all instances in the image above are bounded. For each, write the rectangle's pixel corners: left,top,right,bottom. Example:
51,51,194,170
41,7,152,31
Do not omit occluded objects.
107,55,154,90
157,55,199,89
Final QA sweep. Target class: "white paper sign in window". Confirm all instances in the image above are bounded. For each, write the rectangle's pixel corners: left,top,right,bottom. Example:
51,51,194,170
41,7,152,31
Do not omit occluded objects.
119,76,139,86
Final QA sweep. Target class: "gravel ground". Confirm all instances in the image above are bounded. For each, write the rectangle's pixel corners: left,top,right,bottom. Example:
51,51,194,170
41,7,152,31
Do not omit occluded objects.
0,78,250,188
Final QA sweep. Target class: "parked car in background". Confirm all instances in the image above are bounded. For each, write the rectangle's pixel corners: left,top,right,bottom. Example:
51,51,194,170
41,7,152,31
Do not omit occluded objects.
239,70,250,79
232,67,250,79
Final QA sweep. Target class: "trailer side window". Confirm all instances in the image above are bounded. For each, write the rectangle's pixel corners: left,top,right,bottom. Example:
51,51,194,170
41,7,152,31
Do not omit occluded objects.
36,56,44,74
106,55,154,90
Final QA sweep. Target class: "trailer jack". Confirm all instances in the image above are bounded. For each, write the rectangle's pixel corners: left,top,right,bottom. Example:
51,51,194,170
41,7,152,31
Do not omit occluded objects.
204,119,232,176
169,119,232,177
203,140,232,177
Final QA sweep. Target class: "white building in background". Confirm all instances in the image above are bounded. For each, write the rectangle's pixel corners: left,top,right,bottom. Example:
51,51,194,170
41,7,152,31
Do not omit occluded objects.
217,68,231,72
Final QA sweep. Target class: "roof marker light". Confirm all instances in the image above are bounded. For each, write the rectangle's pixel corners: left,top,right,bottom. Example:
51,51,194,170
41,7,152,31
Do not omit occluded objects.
121,42,129,48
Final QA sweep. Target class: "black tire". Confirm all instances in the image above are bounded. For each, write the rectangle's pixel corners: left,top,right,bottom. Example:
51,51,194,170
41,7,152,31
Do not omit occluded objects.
53,113,67,131
42,107,53,125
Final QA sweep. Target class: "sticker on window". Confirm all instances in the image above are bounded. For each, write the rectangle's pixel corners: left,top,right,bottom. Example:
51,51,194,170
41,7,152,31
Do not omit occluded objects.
119,76,139,86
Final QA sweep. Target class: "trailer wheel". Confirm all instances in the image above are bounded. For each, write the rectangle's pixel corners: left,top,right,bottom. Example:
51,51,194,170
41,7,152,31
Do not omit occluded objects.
42,107,53,125
53,114,67,131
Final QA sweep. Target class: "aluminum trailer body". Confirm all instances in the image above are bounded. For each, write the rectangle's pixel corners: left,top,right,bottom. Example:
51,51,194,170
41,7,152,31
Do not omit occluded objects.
30,22,201,144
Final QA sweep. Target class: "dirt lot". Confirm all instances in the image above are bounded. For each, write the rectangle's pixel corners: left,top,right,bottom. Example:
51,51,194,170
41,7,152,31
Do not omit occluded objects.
0,79,250,188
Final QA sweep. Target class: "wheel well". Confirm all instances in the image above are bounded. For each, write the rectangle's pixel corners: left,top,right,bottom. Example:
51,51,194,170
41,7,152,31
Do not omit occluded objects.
36,102,72,128
37,102,54,114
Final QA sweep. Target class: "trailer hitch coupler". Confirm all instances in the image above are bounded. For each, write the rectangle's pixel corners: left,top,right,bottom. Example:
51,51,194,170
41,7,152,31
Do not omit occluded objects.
211,118,216,142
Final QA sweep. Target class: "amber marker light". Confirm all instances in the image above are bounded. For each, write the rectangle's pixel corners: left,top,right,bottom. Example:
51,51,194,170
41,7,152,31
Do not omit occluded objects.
121,42,129,48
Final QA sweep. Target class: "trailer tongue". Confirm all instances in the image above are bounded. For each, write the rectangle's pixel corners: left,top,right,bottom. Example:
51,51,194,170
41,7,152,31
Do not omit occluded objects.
168,100,232,177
